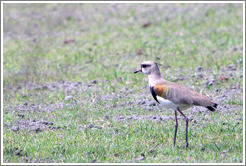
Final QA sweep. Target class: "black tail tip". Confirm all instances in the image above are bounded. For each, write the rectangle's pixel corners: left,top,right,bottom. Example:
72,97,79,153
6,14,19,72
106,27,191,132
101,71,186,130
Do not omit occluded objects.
213,103,218,108
207,103,218,111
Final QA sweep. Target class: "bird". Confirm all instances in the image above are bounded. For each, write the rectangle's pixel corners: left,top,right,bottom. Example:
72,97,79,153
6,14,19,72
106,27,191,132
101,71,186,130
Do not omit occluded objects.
134,61,217,147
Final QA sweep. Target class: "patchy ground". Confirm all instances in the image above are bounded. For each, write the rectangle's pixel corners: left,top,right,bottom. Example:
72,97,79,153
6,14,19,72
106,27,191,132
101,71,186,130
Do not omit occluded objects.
4,62,243,134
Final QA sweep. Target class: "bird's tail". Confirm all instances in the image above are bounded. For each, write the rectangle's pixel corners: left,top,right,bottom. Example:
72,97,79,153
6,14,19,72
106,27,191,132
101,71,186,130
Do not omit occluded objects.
206,103,218,112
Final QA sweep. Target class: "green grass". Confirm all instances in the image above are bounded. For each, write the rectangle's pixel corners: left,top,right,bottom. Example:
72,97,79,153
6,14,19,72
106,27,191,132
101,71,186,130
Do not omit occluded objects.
3,117,243,163
3,3,244,163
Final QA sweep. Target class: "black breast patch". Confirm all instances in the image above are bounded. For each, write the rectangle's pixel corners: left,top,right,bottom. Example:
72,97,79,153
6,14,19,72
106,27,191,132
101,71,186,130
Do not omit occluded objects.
150,86,159,103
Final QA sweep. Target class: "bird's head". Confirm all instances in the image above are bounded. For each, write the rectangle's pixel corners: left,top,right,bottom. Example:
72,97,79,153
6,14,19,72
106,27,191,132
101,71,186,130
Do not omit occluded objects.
134,61,160,76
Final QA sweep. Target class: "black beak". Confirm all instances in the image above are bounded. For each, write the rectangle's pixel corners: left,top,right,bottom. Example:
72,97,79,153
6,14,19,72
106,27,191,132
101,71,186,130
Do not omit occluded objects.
134,68,142,74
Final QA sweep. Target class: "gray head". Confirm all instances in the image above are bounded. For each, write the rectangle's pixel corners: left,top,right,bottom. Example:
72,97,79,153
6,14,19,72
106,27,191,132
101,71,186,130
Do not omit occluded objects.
134,61,161,76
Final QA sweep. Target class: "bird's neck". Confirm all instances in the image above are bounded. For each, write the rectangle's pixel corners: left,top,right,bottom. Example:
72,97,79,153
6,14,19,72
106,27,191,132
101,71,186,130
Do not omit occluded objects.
148,72,162,87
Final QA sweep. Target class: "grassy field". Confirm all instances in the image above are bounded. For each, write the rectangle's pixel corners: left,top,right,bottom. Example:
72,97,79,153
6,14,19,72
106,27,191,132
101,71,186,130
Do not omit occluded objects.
2,3,244,163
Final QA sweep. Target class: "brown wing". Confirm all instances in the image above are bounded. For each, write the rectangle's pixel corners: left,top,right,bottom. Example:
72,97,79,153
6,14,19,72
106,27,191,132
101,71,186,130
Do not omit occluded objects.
153,82,215,107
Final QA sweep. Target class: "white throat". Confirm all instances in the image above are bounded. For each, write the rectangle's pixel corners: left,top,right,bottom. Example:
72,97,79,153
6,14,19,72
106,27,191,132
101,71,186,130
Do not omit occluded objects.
148,74,162,87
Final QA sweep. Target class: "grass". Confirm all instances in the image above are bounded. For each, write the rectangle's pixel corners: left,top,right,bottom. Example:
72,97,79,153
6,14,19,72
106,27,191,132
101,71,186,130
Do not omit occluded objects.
2,3,244,163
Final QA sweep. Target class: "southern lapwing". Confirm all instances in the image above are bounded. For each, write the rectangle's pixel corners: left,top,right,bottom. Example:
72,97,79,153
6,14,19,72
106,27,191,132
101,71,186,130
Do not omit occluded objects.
134,61,217,147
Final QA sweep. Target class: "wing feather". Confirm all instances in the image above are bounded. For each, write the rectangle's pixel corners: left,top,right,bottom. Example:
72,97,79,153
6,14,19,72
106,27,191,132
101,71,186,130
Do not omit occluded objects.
153,83,214,107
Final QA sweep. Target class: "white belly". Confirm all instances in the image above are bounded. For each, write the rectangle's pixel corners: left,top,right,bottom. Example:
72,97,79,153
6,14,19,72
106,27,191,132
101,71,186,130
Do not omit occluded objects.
157,96,178,110
156,96,191,111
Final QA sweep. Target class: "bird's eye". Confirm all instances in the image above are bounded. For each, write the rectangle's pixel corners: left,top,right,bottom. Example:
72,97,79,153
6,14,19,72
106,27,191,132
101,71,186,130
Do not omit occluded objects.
141,64,150,68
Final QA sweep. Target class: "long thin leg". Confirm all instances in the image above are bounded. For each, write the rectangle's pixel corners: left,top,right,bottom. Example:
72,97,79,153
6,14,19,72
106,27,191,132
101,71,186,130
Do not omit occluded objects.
174,110,178,147
177,108,189,147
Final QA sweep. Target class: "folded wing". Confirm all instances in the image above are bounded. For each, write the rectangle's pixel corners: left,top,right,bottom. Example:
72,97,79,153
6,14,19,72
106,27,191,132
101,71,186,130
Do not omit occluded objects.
152,82,217,111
